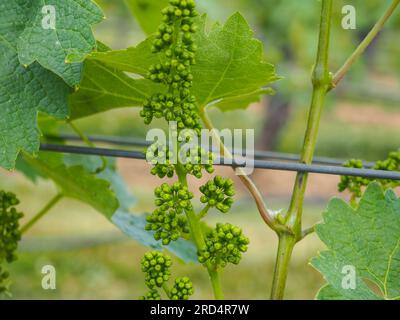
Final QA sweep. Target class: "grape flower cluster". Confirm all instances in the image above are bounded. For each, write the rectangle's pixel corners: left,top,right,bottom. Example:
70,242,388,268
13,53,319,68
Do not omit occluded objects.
180,146,214,178
141,251,172,289
154,182,194,212
140,289,161,300
170,277,194,300
374,150,400,185
146,143,175,179
0,191,24,295
145,182,192,245
140,0,250,298
339,150,400,202
200,176,235,213
146,142,215,179
139,251,193,300
338,159,369,199
139,0,202,134
198,223,249,267
0,266,10,295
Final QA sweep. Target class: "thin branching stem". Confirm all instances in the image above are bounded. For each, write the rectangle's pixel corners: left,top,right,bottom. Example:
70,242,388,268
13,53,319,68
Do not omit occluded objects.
69,121,108,173
21,193,63,234
301,224,317,240
199,108,285,233
198,205,210,219
332,0,400,88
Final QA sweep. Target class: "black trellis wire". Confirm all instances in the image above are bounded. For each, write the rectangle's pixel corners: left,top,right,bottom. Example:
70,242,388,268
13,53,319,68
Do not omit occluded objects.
39,143,400,181
50,133,376,168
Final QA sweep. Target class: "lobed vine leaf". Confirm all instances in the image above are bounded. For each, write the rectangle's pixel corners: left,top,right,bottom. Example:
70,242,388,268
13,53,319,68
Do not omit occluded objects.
69,58,162,119
209,88,275,111
0,0,104,86
0,44,70,170
102,163,197,263
69,42,162,119
311,183,400,300
22,152,119,218
167,237,198,263
100,156,197,263
64,154,136,215
112,210,161,249
316,285,352,300
0,0,104,169
83,12,279,117
112,210,198,263
19,149,197,262
88,38,156,76
192,13,280,110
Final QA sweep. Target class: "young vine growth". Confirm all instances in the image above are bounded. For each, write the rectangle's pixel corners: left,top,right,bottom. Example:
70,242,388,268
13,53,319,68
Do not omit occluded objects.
0,0,399,300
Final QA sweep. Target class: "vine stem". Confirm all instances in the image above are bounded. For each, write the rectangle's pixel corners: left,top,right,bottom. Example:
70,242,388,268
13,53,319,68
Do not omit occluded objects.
271,0,333,300
332,0,400,88
208,266,224,299
199,109,283,233
270,233,296,300
162,283,171,299
21,193,63,234
175,164,224,300
69,121,108,173
198,205,210,219
301,224,316,239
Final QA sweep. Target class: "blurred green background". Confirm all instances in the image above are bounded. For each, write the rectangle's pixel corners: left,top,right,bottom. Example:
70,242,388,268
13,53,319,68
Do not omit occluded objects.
1,0,399,299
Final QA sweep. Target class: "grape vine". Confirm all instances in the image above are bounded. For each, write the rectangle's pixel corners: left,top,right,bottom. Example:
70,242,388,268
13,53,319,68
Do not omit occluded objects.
139,0,249,299
0,0,399,301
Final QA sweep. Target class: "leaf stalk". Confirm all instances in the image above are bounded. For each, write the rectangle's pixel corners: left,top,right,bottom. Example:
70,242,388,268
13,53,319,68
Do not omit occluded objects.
199,108,284,233
21,193,63,234
332,0,400,88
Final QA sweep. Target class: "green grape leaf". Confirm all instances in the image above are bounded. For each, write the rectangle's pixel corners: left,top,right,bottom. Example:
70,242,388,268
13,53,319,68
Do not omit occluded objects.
112,211,161,249
22,152,119,218
15,114,64,182
71,154,198,263
15,156,40,183
124,0,169,35
191,13,280,109
21,149,197,262
98,166,136,211
69,59,162,119
0,0,104,86
211,88,275,112
89,158,198,262
0,43,71,170
316,285,350,300
112,210,198,263
311,183,400,300
69,41,162,119
167,237,198,263
0,2,27,46
84,12,279,117
88,37,156,76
